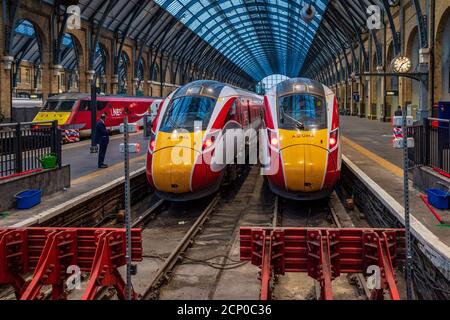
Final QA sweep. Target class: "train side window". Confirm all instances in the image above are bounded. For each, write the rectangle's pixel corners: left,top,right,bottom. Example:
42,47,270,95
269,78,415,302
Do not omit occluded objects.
79,100,90,111
97,101,108,111
231,100,237,116
226,100,238,123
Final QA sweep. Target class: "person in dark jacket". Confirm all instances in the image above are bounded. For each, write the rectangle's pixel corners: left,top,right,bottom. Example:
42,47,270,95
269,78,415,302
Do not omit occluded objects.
394,106,403,117
94,113,110,168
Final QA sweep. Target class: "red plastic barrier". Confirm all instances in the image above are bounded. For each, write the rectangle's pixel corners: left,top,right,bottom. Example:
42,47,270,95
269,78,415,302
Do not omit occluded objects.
0,227,142,300
0,169,43,181
433,167,450,179
240,227,406,300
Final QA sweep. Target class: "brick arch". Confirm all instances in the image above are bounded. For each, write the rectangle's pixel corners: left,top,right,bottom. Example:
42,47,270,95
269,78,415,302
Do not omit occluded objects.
164,59,173,84
386,40,399,116
405,26,420,109
139,55,148,80
118,50,132,94
65,31,84,65
13,18,47,65
150,62,160,82
435,7,450,101
406,27,420,67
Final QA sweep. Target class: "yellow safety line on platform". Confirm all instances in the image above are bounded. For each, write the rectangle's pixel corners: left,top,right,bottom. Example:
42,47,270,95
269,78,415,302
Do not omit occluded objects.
71,154,147,186
341,135,403,178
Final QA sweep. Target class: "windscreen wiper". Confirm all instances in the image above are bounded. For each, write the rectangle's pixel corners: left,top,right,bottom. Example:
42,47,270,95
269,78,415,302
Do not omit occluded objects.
281,110,305,130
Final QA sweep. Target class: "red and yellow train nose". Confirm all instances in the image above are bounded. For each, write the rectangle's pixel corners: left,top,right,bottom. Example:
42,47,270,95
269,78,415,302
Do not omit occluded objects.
148,131,205,194
277,129,329,193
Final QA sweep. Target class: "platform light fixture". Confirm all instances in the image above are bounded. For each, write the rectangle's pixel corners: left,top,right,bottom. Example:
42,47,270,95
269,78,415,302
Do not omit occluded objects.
86,70,95,81
1,56,14,70
53,65,63,76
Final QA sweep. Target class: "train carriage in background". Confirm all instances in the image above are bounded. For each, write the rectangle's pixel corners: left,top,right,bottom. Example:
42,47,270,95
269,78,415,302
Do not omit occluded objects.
32,93,162,143
12,96,43,122
146,80,264,201
261,78,341,200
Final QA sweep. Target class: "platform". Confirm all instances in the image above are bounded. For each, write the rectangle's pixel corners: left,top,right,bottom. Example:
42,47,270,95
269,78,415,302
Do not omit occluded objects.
0,133,149,227
341,116,450,280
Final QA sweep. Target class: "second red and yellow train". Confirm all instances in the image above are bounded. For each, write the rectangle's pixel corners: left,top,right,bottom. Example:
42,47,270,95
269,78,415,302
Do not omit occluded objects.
146,78,341,201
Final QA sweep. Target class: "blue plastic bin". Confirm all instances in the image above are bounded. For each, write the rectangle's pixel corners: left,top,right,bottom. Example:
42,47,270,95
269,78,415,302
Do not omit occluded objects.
426,189,449,210
15,189,42,209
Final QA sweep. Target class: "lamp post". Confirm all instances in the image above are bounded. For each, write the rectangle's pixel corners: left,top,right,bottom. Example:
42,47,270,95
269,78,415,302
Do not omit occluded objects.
87,70,98,154
402,108,414,300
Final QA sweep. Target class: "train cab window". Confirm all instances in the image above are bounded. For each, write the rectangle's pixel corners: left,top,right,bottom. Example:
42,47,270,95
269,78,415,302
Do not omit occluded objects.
58,101,76,112
226,100,238,123
278,94,327,130
42,101,59,111
42,100,75,112
160,96,216,132
79,100,108,111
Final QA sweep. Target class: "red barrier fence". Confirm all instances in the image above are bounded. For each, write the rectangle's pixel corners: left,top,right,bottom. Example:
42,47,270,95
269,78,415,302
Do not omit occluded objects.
240,227,406,300
0,227,142,300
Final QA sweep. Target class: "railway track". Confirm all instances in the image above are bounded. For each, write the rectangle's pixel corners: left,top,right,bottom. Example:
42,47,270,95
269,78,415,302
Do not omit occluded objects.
87,169,371,300
270,193,371,300
1,165,375,301
139,165,274,300
134,167,371,300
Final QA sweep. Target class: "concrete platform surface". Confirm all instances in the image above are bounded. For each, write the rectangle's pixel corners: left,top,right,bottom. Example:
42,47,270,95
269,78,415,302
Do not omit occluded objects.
341,116,450,248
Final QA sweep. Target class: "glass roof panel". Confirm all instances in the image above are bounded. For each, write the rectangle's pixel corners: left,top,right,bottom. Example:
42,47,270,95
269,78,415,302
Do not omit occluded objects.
154,0,328,81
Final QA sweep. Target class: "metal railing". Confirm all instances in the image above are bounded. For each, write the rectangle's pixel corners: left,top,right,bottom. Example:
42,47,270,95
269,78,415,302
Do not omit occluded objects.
0,121,62,178
410,118,450,174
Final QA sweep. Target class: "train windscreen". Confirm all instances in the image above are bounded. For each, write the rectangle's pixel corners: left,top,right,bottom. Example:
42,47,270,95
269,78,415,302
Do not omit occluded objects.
278,94,327,130
160,96,216,132
42,100,76,112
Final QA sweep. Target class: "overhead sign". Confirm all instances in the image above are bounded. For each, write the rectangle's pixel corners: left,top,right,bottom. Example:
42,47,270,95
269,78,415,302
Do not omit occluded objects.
386,90,399,96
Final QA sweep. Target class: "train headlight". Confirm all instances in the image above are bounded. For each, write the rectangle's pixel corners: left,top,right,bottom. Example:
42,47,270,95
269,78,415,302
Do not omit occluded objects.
149,139,156,154
202,130,220,152
271,137,279,146
329,129,339,149
202,136,215,151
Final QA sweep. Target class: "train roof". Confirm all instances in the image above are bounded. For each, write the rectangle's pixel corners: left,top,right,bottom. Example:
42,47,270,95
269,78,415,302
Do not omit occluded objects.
273,78,326,97
47,93,90,100
47,93,161,101
173,80,261,101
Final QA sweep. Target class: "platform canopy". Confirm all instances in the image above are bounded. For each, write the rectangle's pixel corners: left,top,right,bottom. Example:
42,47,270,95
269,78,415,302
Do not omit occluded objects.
41,0,256,86
154,0,328,81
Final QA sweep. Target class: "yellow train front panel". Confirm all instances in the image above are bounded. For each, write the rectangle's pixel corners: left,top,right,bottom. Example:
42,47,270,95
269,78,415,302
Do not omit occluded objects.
151,131,202,194
279,128,328,192
32,112,71,126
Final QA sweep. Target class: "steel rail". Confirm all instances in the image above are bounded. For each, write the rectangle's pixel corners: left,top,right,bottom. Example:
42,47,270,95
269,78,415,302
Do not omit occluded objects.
141,194,221,300
272,196,279,228
132,199,165,228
